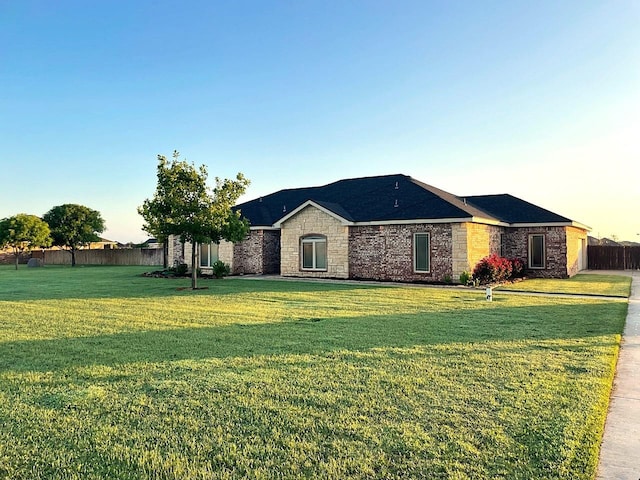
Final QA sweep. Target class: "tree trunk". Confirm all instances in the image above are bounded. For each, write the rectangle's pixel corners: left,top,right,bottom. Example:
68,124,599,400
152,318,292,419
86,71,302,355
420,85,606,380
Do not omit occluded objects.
191,242,198,289
71,248,76,267
163,241,168,269
14,251,19,270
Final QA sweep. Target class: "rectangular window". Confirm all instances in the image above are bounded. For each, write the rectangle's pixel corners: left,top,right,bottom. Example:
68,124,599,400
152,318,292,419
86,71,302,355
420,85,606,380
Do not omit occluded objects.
414,233,430,272
528,234,545,269
301,236,327,271
199,242,219,267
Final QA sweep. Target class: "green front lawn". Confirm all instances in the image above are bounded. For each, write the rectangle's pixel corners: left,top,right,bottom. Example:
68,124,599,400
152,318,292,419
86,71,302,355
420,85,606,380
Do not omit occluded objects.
496,273,631,297
0,266,628,479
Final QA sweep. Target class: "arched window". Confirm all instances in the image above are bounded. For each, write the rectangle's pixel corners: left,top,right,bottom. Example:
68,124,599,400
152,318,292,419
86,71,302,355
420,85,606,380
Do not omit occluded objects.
301,235,327,271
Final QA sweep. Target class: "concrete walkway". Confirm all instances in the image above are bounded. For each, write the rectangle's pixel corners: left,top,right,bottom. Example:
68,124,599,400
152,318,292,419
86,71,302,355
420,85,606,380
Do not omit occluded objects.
597,270,640,480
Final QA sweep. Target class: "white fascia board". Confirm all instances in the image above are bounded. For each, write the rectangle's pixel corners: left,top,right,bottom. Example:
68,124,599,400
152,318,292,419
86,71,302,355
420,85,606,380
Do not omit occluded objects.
351,217,475,226
471,216,509,226
273,200,354,227
252,219,590,231
509,221,591,231
570,221,591,231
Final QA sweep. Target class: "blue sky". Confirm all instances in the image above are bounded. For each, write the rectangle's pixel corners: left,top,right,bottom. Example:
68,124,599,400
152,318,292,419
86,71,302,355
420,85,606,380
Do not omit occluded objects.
1,1,638,242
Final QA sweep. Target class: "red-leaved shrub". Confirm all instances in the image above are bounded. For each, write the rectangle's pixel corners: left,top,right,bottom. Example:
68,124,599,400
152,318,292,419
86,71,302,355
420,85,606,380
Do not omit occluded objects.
472,254,514,285
509,257,525,278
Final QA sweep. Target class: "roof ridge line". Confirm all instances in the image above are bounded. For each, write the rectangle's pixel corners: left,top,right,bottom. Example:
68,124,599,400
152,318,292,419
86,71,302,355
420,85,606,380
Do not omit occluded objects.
409,177,499,220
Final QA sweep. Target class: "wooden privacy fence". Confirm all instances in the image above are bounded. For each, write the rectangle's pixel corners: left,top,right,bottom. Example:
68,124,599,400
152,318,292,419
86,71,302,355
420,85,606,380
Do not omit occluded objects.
588,246,640,270
37,248,163,266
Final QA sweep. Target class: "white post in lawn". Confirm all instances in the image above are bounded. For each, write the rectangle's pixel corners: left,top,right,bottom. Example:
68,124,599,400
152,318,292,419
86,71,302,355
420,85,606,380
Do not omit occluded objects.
486,287,493,301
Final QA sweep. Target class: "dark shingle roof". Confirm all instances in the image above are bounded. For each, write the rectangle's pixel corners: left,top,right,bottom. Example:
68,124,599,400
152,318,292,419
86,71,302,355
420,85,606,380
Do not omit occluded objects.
234,174,577,227
236,174,479,226
463,194,572,224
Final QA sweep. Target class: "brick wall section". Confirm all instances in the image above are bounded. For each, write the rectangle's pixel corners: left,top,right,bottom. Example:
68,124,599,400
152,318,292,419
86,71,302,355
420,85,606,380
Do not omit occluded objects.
503,226,568,278
566,226,588,276
349,223,453,282
280,206,349,278
233,231,264,274
231,229,281,274
262,230,281,274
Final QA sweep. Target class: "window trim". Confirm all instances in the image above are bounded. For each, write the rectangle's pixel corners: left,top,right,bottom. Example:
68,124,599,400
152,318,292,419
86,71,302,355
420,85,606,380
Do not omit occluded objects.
300,235,328,271
413,232,431,273
528,234,546,269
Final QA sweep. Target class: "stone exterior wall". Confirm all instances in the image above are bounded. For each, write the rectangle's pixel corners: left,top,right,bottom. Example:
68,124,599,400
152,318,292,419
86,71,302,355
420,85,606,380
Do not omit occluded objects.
280,206,349,278
503,226,568,278
566,226,588,277
168,222,586,280
166,232,280,275
451,224,468,280
451,223,504,280
465,223,503,277
349,223,453,282
219,240,234,271
167,236,187,267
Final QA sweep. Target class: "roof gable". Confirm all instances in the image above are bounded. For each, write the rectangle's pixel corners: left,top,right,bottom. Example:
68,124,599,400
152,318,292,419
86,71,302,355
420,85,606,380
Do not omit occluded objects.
274,200,354,227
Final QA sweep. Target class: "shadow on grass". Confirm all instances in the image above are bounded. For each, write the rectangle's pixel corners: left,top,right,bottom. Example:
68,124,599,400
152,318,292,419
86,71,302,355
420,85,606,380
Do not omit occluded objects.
1,301,627,373
0,266,380,302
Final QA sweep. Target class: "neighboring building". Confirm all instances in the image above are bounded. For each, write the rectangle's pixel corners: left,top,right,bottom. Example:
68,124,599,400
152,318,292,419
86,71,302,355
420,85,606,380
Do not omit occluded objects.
587,236,624,247
85,237,120,250
168,174,590,281
140,238,162,249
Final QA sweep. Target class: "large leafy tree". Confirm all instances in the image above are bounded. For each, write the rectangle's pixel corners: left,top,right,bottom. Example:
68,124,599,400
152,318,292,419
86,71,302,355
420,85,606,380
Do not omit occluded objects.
0,214,52,270
43,204,106,267
138,150,250,289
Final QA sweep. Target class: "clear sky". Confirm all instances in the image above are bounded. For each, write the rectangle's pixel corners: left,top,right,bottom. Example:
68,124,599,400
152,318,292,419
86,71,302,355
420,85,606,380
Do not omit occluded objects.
1,1,638,243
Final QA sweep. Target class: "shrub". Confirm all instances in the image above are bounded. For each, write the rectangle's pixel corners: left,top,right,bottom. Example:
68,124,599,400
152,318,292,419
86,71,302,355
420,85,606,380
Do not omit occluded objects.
472,254,513,285
212,260,230,279
175,263,189,276
459,271,472,286
510,257,525,278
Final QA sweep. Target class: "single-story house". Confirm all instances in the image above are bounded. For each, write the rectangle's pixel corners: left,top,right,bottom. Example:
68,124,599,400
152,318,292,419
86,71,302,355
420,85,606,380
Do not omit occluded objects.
168,174,589,281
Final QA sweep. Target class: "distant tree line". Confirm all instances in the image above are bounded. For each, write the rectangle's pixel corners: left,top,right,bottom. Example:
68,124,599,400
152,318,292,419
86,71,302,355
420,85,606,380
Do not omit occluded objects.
2,150,251,283
0,204,105,269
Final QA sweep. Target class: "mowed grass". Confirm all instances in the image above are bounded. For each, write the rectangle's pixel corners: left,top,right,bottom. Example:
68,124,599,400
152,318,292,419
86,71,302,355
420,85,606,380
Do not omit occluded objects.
496,273,632,297
0,266,629,479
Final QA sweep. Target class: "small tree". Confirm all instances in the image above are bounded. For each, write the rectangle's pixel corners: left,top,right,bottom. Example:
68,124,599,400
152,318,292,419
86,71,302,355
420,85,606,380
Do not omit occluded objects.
0,214,52,270
43,204,106,267
138,151,250,289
